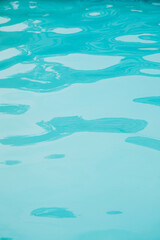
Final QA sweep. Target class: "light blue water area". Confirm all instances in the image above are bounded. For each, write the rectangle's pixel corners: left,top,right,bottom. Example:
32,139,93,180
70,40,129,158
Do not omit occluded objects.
0,0,160,239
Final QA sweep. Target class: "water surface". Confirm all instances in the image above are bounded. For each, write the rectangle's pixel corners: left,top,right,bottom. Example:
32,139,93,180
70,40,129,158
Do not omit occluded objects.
0,0,160,239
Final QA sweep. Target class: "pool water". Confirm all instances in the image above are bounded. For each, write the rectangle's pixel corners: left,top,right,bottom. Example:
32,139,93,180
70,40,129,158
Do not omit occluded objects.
0,0,160,239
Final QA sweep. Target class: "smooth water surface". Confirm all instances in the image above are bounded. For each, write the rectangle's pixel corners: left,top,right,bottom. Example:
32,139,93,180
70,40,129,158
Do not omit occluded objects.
0,0,160,239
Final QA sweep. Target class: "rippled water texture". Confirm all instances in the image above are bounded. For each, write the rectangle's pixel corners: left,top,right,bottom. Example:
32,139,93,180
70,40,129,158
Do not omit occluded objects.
0,0,160,239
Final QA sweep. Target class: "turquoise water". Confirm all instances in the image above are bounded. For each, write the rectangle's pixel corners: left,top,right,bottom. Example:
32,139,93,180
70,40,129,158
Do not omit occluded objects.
0,0,160,239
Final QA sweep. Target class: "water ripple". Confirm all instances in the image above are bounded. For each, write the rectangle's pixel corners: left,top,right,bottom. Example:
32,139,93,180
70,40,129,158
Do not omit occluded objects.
45,154,65,159
126,136,160,151
0,104,30,115
0,116,147,146
31,207,76,218
133,96,160,106
0,160,21,166
106,211,123,215
0,0,160,239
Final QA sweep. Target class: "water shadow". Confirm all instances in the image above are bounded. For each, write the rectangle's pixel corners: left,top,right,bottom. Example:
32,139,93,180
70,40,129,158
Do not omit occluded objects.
106,211,123,215
0,116,147,146
0,104,30,115
133,96,160,106
126,136,160,151
0,160,21,166
45,154,65,159
31,207,76,218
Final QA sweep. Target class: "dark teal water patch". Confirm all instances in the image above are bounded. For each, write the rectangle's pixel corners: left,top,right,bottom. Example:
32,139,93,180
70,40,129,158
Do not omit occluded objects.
0,116,147,146
31,207,76,218
75,229,143,240
0,104,30,115
107,211,123,215
0,238,13,240
126,137,160,151
0,160,21,165
45,154,65,159
5,160,21,165
133,96,160,107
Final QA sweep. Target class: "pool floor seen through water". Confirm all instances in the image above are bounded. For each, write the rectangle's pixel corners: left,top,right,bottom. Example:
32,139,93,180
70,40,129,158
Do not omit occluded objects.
0,0,160,239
